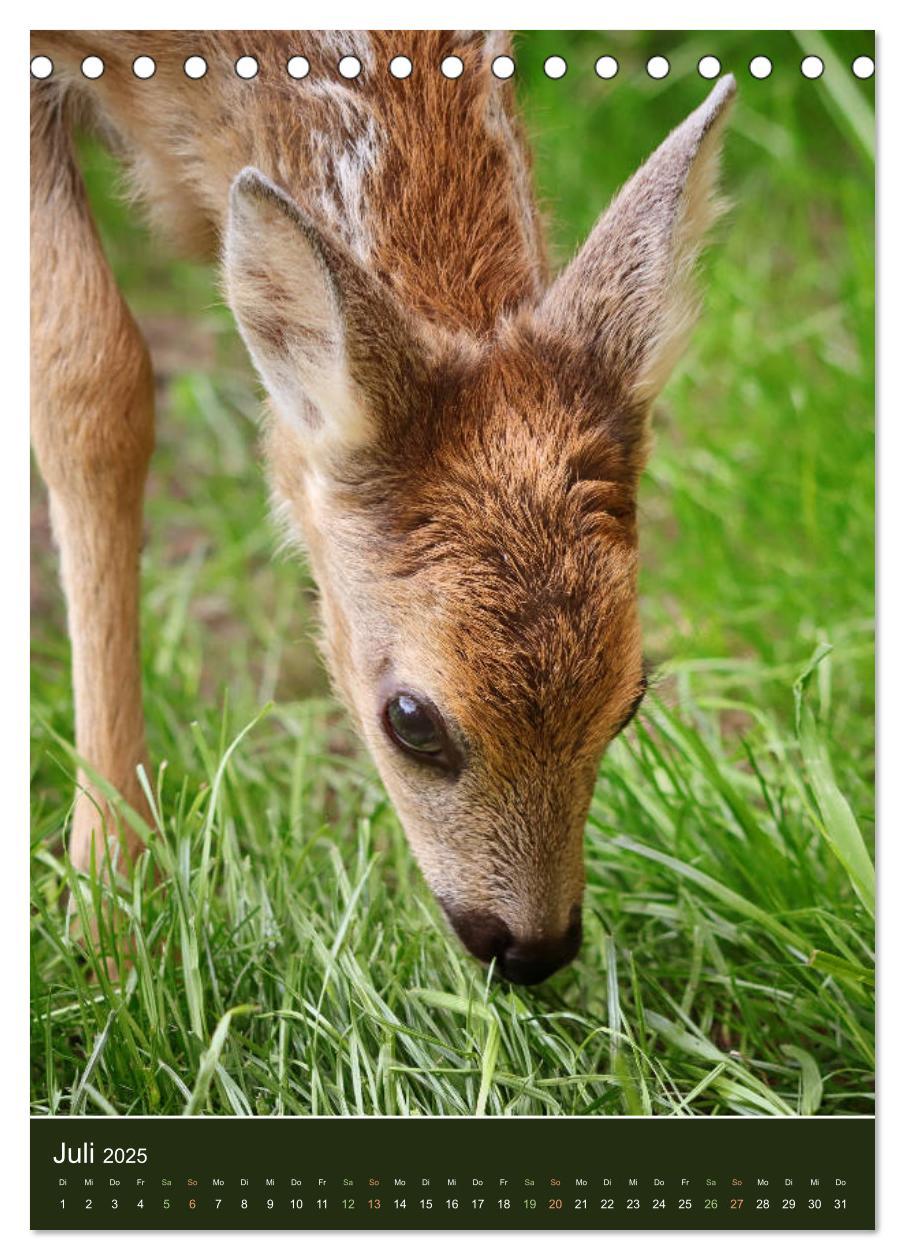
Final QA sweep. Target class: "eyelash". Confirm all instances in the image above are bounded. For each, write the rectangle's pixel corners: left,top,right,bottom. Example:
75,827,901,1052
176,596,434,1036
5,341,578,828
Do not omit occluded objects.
616,678,648,734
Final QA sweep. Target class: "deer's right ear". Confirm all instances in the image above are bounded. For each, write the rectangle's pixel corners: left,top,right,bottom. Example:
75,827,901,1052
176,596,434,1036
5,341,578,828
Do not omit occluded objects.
532,76,735,444
224,167,427,465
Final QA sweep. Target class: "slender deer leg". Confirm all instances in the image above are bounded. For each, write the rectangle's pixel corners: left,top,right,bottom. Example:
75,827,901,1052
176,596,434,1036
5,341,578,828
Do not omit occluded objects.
31,86,155,872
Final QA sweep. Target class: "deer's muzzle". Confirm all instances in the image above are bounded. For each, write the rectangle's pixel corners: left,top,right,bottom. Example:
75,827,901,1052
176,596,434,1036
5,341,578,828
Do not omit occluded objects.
441,902,582,986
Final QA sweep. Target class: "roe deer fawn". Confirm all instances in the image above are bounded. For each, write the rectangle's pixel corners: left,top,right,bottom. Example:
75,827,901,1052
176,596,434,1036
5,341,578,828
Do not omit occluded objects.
31,31,734,984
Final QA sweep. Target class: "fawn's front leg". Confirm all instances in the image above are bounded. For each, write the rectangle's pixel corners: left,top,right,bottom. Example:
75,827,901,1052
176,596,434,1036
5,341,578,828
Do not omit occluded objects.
31,86,155,872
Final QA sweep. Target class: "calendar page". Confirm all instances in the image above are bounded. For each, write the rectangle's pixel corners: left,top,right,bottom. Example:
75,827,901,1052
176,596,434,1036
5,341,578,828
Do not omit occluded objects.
29,26,875,1233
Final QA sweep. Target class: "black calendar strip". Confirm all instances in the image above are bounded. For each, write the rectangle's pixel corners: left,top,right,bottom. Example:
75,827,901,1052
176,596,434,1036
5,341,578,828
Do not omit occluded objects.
31,1116,874,1230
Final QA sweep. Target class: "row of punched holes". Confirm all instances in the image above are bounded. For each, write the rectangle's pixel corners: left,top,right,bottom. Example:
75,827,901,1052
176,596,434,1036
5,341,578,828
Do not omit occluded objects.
30,52,876,82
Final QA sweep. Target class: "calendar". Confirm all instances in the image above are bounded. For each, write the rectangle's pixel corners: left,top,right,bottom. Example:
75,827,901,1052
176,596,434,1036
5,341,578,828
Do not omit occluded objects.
31,1117,874,1229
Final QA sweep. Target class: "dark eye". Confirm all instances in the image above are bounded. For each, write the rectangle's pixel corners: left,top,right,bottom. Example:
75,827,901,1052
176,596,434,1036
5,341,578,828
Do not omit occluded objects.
383,692,448,765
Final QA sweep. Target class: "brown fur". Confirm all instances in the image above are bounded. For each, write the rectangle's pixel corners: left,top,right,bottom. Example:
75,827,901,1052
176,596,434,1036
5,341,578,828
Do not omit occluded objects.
30,30,734,978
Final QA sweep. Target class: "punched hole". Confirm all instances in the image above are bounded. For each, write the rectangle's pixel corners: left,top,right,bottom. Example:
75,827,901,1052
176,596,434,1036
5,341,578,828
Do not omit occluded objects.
338,55,362,79
852,55,875,79
287,56,310,79
595,56,618,80
235,56,259,79
389,55,412,79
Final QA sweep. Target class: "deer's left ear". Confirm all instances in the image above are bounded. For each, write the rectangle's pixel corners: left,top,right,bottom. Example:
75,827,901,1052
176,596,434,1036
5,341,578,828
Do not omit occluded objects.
533,75,735,426
224,167,430,468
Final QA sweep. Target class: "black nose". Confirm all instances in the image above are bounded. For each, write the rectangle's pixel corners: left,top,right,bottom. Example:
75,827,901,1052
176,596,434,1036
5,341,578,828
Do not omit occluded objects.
442,907,512,965
441,903,582,986
497,912,583,985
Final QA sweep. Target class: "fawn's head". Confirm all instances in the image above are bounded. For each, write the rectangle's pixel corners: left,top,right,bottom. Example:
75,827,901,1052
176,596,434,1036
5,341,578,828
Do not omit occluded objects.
224,77,735,983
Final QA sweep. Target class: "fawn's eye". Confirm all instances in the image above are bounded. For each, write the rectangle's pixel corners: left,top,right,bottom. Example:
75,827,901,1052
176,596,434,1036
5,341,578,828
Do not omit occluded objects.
382,692,449,765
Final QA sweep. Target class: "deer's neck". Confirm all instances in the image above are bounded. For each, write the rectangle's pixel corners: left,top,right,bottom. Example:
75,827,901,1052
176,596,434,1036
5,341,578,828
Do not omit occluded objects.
68,31,546,333
253,33,548,333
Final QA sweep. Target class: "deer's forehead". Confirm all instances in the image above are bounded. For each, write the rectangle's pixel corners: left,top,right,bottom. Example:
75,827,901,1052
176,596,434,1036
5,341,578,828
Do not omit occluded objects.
367,425,638,588
387,345,642,522
436,600,642,766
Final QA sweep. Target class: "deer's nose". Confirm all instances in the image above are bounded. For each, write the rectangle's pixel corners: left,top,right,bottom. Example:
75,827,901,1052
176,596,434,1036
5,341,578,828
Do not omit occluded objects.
444,907,512,965
443,904,582,986
497,913,582,985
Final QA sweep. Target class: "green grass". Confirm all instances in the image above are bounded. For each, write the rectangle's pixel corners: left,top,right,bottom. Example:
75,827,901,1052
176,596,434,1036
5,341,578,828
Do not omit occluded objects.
31,30,874,1116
